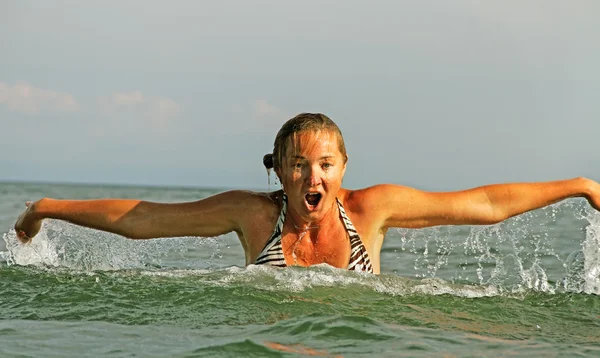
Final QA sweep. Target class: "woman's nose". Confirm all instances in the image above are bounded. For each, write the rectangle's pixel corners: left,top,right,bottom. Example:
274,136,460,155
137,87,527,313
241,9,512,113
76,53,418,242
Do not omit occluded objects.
307,167,322,186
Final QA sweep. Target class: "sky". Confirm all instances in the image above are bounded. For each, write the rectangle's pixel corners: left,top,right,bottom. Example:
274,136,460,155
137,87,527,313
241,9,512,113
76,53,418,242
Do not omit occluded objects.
1,0,599,191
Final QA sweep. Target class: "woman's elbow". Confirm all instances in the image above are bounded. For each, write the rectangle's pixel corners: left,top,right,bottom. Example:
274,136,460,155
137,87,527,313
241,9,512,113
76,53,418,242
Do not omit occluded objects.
469,207,507,226
111,216,153,240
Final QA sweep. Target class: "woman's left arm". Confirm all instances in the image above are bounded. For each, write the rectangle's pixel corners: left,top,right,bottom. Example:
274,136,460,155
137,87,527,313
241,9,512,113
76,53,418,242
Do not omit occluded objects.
362,177,600,230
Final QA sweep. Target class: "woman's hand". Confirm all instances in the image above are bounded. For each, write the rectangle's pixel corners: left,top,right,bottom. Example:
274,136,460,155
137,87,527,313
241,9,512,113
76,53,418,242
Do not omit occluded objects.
14,201,43,244
585,178,600,211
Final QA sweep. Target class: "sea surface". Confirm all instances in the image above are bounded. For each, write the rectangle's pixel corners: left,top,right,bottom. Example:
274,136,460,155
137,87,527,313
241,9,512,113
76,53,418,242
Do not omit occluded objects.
1,181,599,357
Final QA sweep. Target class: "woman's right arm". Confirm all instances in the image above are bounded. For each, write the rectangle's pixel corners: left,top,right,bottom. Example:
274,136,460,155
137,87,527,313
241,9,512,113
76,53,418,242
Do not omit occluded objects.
14,190,257,243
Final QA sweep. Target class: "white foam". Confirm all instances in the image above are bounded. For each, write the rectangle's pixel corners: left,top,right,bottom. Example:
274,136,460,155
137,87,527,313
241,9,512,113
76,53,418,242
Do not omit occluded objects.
205,264,501,298
2,227,60,267
583,209,600,294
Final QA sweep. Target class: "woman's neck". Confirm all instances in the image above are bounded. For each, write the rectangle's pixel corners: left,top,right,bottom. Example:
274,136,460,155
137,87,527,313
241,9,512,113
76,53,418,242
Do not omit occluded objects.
287,199,338,234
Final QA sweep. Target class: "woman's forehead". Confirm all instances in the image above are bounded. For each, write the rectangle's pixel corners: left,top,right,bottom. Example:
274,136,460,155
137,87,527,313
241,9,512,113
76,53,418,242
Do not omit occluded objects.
284,130,340,157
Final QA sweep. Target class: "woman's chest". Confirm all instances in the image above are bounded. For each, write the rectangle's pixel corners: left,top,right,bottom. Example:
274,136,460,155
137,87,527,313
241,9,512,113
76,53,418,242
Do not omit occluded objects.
280,225,352,268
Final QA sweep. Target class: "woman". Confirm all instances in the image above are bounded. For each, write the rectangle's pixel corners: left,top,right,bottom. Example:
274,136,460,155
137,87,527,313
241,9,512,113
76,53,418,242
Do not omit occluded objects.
14,113,600,274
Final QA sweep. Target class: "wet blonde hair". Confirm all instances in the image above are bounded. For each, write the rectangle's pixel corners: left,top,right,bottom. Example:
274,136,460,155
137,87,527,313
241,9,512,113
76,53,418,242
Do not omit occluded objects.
263,113,348,172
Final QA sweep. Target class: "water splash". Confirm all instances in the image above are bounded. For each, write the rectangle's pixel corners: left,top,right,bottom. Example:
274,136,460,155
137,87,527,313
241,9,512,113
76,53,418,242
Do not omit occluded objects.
392,199,599,294
2,229,60,266
266,167,272,191
1,219,227,271
582,209,600,294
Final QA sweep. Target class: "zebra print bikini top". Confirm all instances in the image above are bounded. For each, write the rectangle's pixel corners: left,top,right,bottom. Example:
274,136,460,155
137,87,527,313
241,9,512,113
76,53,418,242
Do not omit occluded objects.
254,193,373,273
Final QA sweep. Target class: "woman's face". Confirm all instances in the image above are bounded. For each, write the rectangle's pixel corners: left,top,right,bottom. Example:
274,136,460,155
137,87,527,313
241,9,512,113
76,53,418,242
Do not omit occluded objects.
277,130,347,221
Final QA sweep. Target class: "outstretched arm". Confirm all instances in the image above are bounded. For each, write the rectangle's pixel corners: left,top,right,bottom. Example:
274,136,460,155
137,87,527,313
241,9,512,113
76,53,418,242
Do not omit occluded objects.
14,190,257,243
363,177,600,230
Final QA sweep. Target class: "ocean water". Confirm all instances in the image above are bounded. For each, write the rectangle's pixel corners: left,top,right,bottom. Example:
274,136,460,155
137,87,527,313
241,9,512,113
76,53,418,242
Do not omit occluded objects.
1,181,599,357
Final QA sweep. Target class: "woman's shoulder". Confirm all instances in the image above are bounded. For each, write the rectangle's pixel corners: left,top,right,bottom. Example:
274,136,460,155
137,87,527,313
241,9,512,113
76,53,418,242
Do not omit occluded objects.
225,189,283,241
221,189,284,210
339,184,413,212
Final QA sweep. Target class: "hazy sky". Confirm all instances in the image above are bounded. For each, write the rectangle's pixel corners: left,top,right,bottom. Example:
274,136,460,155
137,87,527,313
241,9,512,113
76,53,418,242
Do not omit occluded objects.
1,1,599,191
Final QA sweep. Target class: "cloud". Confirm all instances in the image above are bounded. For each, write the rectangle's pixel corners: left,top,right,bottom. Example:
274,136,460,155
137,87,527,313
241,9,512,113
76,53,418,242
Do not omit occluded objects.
229,99,285,123
112,90,144,106
106,90,182,123
157,97,182,120
223,99,288,137
93,90,183,141
0,81,78,115
254,99,280,118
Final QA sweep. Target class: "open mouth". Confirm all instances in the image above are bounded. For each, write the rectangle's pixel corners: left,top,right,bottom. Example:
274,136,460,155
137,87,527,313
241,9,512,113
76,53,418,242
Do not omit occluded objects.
305,192,322,207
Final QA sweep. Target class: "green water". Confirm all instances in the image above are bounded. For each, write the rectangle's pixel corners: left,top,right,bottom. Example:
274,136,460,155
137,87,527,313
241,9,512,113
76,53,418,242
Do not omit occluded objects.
1,182,599,357
1,265,599,357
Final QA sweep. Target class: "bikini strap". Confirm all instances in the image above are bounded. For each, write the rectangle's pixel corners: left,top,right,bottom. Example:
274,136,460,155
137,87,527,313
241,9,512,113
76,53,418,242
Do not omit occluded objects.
254,193,287,262
336,198,373,272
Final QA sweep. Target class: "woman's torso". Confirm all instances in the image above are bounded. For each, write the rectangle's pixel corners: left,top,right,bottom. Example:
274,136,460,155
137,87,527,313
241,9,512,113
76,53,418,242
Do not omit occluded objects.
235,189,386,274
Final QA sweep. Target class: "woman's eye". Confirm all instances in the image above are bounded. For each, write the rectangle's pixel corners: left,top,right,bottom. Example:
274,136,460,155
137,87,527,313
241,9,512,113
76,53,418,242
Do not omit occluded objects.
322,163,332,169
